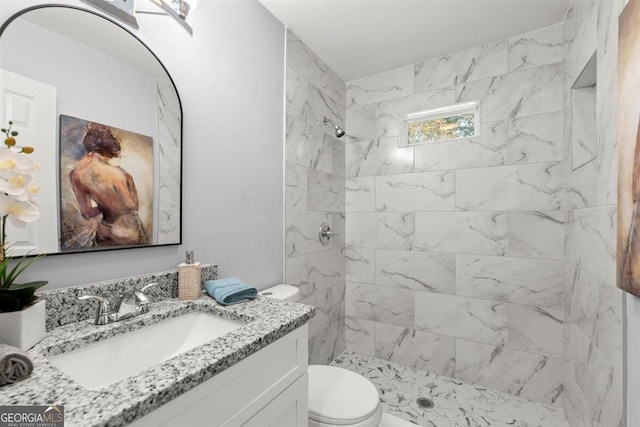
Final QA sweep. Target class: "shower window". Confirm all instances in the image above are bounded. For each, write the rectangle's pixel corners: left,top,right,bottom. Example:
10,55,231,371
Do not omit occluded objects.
398,101,479,146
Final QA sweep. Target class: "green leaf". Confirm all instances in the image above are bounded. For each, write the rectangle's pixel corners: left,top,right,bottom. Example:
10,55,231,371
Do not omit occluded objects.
10,131,18,136
8,281,48,290
3,254,45,288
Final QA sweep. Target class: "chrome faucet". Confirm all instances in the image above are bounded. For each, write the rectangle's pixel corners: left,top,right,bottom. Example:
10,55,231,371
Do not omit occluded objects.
78,283,158,325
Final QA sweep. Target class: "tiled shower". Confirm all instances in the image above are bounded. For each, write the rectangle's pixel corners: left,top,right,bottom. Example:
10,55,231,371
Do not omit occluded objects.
344,23,565,407
285,0,624,424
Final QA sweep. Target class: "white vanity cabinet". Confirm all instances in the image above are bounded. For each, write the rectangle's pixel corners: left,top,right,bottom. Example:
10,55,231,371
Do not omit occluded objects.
131,324,309,427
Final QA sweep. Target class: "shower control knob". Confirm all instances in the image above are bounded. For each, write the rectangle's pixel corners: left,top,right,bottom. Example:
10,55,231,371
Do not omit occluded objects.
319,222,340,245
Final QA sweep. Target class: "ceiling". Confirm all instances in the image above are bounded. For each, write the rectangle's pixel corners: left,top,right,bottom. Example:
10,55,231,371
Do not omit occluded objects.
258,0,571,82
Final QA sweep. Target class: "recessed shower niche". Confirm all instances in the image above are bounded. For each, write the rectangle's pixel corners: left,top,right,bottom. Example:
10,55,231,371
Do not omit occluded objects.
571,53,597,170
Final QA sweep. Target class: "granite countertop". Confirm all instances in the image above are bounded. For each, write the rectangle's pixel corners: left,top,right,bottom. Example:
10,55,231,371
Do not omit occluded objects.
0,295,315,427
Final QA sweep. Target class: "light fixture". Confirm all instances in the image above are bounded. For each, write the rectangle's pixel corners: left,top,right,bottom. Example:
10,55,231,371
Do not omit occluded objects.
81,0,197,36
143,0,195,35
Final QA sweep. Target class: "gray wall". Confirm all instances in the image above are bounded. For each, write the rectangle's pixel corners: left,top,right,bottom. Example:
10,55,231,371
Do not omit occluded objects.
0,0,285,290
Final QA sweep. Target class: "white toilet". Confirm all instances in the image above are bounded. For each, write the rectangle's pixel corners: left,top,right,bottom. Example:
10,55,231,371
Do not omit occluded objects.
259,285,383,427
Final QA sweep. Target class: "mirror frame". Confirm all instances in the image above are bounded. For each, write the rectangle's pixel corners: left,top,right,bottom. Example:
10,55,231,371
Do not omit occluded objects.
0,3,183,256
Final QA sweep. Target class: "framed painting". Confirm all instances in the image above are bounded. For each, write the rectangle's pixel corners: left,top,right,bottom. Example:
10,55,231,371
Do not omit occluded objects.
59,115,154,251
617,0,640,297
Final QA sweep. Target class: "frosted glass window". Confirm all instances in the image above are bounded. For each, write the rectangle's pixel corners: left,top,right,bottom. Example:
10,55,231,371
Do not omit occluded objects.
399,101,479,147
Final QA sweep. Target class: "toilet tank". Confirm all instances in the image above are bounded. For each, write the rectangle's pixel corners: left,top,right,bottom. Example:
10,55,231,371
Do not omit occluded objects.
258,284,301,302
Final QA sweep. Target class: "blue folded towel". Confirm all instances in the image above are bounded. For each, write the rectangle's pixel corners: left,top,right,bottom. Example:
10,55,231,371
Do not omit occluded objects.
204,277,257,306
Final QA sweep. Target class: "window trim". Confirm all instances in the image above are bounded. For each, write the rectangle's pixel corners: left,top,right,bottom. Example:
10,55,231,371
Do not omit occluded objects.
398,101,480,147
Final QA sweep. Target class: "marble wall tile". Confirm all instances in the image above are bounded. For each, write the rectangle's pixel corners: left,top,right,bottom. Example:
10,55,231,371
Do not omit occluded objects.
345,247,375,284
285,210,333,257
332,136,345,177
456,162,565,211
507,304,563,358
345,317,375,356
346,282,414,328
285,116,333,174
307,82,346,129
331,211,346,250
375,88,456,138
564,6,597,85
456,63,563,122
564,0,595,22
595,0,623,208
346,212,414,250
376,249,455,294
346,177,375,212
508,210,567,259
285,32,346,369
285,162,307,210
571,206,616,284
286,31,345,106
415,211,508,255
508,112,564,164
566,159,598,209
345,105,377,142
374,323,456,377
414,292,507,346
414,120,508,171
597,367,623,427
508,24,563,72
375,171,455,212
308,248,345,294
301,283,346,365
595,65,618,207
284,253,311,297
575,338,622,426
566,265,600,344
455,340,564,406
346,137,414,177
346,65,414,108
307,169,344,212
597,0,624,60
286,67,310,123
456,255,565,309
571,87,597,169
562,369,593,427
414,40,508,92
595,282,623,373
571,309,594,384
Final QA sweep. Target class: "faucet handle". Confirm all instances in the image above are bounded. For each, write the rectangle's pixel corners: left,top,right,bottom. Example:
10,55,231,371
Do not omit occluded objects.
140,282,158,294
78,295,112,325
134,283,158,313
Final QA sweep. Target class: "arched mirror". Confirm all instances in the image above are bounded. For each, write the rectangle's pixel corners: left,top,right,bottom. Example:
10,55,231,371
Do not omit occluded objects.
0,5,182,256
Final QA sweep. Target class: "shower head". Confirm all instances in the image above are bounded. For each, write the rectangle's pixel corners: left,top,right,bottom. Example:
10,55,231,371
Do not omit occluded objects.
323,117,345,138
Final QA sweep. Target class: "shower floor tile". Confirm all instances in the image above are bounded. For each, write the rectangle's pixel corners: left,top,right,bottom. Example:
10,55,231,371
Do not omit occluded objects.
331,351,569,427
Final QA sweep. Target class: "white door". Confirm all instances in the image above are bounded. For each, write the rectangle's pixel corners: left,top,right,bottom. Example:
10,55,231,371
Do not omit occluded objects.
0,69,58,256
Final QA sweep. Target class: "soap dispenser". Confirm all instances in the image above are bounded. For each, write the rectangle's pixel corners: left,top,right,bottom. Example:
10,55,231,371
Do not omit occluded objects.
178,250,201,300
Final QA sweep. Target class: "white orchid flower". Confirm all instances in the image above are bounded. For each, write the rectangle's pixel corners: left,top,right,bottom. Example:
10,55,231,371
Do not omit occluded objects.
0,147,36,175
0,172,33,200
0,194,39,224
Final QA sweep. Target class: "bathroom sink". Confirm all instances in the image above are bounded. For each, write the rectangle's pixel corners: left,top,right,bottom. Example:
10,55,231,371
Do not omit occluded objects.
48,312,245,390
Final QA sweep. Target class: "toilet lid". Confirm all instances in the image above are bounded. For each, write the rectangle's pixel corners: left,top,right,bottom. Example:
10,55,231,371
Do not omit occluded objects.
308,365,380,425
